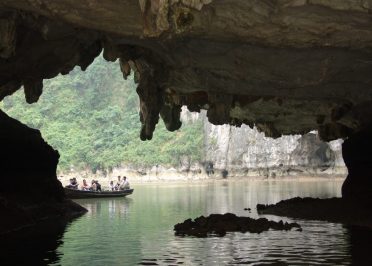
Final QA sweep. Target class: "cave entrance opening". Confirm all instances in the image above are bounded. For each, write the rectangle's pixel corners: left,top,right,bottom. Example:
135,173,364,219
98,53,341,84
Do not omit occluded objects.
1,52,347,186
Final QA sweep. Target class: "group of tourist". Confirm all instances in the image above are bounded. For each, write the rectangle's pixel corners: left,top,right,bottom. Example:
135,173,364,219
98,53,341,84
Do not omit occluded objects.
109,176,130,191
65,175,130,191
81,179,102,191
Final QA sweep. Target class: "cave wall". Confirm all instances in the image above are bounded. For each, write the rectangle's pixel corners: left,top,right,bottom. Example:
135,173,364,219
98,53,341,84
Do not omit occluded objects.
0,109,62,200
0,109,85,234
342,125,372,204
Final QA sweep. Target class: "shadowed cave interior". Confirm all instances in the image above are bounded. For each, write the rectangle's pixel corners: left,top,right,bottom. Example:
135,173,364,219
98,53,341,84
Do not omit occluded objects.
0,0,372,242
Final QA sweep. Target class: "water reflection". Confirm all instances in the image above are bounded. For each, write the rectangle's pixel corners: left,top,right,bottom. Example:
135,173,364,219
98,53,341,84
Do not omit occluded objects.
81,197,133,219
0,219,69,266
347,226,372,265
1,179,371,265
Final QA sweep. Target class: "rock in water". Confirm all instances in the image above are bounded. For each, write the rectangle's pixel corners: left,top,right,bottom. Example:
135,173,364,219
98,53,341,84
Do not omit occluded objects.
174,213,301,237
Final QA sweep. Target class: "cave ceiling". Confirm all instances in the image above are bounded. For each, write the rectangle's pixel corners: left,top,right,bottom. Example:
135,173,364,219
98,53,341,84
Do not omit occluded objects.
1,0,372,141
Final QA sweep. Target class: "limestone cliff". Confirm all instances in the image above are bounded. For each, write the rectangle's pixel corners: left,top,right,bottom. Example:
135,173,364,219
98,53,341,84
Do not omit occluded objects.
200,111,346,177
105,110,346,180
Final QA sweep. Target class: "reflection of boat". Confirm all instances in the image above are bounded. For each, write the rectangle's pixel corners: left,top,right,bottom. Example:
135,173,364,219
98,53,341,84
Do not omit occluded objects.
64,188,134,199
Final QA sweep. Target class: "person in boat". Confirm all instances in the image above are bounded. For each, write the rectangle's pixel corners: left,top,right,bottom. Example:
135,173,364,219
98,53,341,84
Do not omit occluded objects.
95,180,102,192
66,178,73,185
109,180,115,191
90,180,97,191
114,176,121,190
66,178,74,189
119,176,130,190
66,177,79,189
81,179,90,191
72,177,79,189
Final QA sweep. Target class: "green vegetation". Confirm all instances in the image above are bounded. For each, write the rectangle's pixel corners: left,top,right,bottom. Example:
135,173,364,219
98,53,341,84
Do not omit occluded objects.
1,55,203,173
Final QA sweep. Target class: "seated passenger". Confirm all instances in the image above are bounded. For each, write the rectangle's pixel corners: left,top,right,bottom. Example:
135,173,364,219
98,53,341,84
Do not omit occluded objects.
119,176,130,190
114,176,121,191
66,178,78,189
81,179,90,191
71,177,78,189
66,178,74,188
109,180,115,191
90,180,97,191
95,180,102,192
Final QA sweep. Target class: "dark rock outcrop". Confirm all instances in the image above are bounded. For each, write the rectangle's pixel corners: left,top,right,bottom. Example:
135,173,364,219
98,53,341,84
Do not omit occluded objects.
342,125,372,204
174,213,301,237
257,197,372,229
0,109,86,234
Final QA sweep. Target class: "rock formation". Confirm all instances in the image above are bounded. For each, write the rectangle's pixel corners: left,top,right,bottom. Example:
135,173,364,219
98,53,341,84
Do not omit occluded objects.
342,125,372,203
0,0,372,226
257,197,372,229
109,117,346,179
2,1,372,141
202,115,346,177
174,213,301,237
0,109,86,234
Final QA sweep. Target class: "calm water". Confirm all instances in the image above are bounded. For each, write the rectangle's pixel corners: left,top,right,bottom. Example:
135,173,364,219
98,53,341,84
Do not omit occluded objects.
2,179,372,265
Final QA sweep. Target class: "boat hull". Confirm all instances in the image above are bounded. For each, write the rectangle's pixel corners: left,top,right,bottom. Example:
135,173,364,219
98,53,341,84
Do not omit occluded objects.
64,188,134,199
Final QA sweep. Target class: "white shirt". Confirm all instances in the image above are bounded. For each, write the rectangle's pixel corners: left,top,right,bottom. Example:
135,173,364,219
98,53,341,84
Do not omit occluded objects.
120,180,130,189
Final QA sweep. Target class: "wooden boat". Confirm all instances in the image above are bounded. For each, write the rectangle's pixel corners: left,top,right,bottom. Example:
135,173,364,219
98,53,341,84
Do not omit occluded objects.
64,187,134,199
